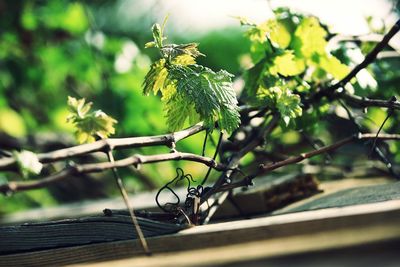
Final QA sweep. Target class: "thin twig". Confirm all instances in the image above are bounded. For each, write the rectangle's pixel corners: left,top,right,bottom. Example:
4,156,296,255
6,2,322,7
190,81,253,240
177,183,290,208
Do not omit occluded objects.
198,115,279,224
329,19,400,91
0,151,229,195
336,92,400,110
0,123,204,171
201,114,279,202
201,131,208,157
368,110,393,157
328,33,400,53
106,150,151,255
308,19,400,103
219,133,400,192
201,132,223,186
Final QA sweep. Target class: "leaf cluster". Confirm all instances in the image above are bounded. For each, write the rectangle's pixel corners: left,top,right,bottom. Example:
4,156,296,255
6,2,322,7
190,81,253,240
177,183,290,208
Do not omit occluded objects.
67,96,117,143
143,20,240,133
241,10,350,126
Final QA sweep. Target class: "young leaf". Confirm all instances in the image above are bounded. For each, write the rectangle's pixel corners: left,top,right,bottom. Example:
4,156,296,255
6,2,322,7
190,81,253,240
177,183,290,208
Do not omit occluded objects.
164,93,198,131
143,59,167,95
161,43,205,60
13,150,43,178
167,65,240,133
257,86,302,126
270,51,305,77
143,21,240,134
245,19,291,49
67,96,117,143
319,54,350,80
293,17,327,58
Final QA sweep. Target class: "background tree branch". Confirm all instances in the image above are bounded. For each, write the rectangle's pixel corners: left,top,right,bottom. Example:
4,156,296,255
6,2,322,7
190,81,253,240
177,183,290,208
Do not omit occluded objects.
307,19,400,104
216,133,400,193
0,123,204,172
0,151,230,195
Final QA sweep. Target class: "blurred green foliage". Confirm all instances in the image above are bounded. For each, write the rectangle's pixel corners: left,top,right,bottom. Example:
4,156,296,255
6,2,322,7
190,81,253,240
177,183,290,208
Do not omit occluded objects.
0,0,248,214
0,1,399,215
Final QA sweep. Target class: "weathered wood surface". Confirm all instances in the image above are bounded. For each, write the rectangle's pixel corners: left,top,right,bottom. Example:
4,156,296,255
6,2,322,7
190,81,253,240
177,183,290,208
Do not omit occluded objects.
0,190,165,225
213,173,319,219
0,215,185,255
1,199,400,267
283,181,400,213
273,178,397,215
71,235,400,267
0,173,321,225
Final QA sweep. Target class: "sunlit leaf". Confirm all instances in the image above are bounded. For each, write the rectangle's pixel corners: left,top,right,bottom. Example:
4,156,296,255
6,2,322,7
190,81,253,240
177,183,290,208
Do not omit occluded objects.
161,43,205,60
319,54,350,80
143,59,167,95
293,17,327,58
143,21,240,134
233,16,256,26
14,150,43,178
144,41,156,49
265,20,291,49
246,19,291,49
0,107,26,137
164,93,198,131
257,86,302,126
67,97,117,143
270,51,305,76
171,54,196,66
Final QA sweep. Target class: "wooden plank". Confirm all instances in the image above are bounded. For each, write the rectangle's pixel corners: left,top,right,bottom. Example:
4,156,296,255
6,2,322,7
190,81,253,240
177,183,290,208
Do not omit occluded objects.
274,178,399,215
2,176,389,225
213,173,319,219
0,173,320,225
1,199,400,267
71,225,400,267
0,216,185,255
0,190,166,225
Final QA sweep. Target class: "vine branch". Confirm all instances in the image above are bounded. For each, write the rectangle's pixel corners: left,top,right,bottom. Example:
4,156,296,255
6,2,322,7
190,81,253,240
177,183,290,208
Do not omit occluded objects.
308,19,400,103
0,151,229,195
335,92,400,110
0,123,204,171
216,133,400,192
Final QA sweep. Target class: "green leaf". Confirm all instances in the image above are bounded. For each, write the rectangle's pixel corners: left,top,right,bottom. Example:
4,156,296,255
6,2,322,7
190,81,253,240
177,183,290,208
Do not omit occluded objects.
265,20,291,49
319,54,350,80
293,17,327,58
171,54,196,66
67,97,117,143
61,3,88,34
234,16,256,26
14,150,43,178
257,86,302,126
277,90,302,126
243,58,268,99
152,23,164,48
142,59,167,95
161,43,205,60
144,41,156,48
245,19,291,49
143,21,240,134
164,93,198,131
167,65,240,133
270,51,305,77
67,96,92,117
0,107,26,137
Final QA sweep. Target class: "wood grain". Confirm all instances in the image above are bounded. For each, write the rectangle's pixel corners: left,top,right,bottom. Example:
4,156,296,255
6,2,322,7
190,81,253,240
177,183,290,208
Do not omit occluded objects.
1,199,400,267
0,215,185,255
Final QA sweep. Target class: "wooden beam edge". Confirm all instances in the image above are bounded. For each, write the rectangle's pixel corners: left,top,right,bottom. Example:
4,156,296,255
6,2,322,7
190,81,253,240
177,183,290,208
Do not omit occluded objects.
1,199,400,266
